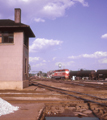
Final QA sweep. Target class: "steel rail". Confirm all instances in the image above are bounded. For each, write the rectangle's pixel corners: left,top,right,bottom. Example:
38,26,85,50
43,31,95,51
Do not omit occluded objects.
32,82,107,107
40,79,107,100
51,79,107,90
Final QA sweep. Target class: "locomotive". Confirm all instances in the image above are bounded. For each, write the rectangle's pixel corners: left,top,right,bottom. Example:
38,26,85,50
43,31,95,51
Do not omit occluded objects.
47,69,107,80
51,69,69,79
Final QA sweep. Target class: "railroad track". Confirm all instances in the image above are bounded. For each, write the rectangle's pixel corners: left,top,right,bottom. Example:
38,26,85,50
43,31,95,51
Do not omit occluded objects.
47,79,107,90
31,81,107,107
30,77,107,90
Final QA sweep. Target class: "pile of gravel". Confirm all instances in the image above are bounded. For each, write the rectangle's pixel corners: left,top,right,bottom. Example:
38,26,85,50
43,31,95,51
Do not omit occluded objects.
0,98,19,116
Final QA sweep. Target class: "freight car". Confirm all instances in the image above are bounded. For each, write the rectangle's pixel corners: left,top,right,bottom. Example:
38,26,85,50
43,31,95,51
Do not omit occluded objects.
51,69,69,79
69,69,107,80
69,70,96,80
96,69,107,80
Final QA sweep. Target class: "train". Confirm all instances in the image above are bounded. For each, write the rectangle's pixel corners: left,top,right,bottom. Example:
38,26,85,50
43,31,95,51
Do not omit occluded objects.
51,69,69,79
47,69,107,80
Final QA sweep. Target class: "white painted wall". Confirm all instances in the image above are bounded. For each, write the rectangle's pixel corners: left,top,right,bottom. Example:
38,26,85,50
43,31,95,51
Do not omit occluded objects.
0,32,23,89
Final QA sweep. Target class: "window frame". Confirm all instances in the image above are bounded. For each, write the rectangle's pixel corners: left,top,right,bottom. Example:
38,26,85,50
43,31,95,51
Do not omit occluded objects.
24,34,28,48
0,32,14,44
25,58,27,74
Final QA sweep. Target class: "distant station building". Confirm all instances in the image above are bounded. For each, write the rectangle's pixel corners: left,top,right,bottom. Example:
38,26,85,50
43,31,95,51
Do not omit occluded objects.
0,8,35,89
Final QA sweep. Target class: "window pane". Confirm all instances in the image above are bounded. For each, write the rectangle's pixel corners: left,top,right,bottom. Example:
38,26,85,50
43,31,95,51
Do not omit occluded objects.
4,33,8,36
24,35,28,47
3,36,8,43
9,36,13,43
25,59,27,73
0,37,2,43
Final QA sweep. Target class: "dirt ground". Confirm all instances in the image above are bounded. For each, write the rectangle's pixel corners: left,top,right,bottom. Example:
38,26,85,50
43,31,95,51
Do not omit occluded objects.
0,103,44,120
0,80,107,120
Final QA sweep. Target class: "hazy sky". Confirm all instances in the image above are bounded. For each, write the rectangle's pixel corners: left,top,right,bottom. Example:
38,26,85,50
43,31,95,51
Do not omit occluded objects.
0,0,107,73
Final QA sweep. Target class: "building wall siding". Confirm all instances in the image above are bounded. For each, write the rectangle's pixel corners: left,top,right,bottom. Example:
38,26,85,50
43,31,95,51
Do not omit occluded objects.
0,32,23,89
23,38,29,88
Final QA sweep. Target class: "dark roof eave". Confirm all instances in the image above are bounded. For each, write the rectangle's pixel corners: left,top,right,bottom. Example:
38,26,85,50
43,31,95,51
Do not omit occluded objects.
0,25,29,27
0,26,35,37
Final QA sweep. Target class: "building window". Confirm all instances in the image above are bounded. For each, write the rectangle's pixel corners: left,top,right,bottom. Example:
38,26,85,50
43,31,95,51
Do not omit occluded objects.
25,58,27,74
0,33,14,43
0,36,2,43
0,33,2,43
24,34,28,47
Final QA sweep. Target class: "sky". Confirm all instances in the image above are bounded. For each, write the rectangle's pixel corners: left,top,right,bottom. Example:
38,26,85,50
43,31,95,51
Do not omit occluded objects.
0,0,107,73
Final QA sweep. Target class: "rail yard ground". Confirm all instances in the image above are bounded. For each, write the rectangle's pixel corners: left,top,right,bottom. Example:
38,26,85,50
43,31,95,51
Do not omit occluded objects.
0,79,107,120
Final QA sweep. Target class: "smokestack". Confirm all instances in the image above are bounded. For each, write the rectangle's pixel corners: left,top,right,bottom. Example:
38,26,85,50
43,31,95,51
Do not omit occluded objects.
15,8,21,23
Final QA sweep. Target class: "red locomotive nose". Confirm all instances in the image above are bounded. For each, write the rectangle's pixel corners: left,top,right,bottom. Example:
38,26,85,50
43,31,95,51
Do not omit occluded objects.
49,69,69,79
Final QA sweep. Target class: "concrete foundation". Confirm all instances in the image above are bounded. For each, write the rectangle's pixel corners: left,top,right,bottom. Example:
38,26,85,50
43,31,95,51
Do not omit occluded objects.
0,81,23,90
0,80,29,90
23,80,29,88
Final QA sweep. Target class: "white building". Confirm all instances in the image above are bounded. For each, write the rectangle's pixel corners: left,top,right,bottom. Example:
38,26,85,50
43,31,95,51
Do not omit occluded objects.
0,8,35,89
